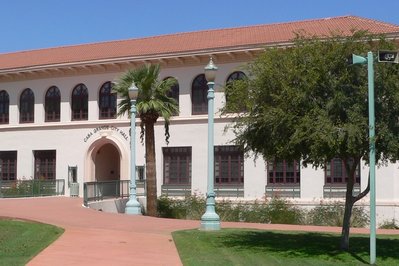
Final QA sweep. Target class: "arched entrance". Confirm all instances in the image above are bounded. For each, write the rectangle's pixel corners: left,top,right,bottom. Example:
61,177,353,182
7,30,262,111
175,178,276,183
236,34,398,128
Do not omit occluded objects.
94,143,120,181
85,135,129,183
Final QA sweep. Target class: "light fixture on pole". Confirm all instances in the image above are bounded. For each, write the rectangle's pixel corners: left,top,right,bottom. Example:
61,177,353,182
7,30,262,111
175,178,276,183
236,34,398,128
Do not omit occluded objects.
125,82,142,215
200,57,221,230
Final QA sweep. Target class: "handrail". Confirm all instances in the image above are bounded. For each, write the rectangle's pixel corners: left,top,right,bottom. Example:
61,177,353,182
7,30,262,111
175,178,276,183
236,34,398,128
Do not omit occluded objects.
83,180,146,207
0,179,65,198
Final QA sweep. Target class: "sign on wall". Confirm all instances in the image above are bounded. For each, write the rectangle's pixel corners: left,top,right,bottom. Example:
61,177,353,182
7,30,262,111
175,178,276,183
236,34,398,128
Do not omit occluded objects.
83,125,129,143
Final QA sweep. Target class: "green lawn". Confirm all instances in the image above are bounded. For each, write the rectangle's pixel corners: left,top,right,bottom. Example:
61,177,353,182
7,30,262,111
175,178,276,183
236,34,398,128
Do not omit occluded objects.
172,229,399,266
0,219,64,266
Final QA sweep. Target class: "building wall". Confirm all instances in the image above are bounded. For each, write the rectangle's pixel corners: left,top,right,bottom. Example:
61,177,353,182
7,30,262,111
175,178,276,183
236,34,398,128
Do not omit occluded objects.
1,61,398,223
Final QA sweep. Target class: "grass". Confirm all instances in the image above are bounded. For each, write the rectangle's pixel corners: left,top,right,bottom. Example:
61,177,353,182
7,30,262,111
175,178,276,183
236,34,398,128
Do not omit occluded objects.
172,229,399,266
0,219,64,266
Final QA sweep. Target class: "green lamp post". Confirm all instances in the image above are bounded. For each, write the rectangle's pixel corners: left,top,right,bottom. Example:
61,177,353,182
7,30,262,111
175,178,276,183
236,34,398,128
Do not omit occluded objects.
125,82,142,215
350,50,398,264
201,57,221,230
350,52,376,264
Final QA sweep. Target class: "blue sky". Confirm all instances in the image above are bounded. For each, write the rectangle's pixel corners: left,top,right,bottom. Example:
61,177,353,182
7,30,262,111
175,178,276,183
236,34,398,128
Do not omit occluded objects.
1,0,398,54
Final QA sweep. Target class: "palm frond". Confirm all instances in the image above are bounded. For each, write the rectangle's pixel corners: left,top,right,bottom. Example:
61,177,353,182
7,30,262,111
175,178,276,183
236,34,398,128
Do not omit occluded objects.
113,64,179,142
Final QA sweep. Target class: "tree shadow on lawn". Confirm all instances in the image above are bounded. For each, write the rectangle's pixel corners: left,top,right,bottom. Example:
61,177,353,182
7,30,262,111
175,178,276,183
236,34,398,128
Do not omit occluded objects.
219,230,399,264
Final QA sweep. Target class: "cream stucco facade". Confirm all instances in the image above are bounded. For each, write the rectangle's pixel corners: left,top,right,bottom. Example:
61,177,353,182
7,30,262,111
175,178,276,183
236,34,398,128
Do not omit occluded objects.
1,16,399,223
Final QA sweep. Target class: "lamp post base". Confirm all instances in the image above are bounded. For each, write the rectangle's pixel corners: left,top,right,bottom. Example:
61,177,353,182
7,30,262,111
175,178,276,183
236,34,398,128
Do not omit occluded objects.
125,199,142,215
200,211,221,230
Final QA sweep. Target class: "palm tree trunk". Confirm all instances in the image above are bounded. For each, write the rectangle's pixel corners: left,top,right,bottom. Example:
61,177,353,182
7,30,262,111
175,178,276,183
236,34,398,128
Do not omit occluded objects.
145,121,157,216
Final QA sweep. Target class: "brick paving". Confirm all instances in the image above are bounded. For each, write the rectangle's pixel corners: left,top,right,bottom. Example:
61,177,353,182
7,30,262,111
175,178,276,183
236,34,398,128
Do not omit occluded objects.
0,197,397,265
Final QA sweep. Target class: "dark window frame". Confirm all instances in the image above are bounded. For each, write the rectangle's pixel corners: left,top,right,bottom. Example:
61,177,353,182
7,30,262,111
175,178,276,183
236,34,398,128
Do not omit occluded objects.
226,71,246,84
0,90,9,124
20,88,35,123
191,74,208,115
214,145,244,185
0,151,17,181
268,160,301,185
45,86,61,122
34,150,56,180
325,158,360,184
99,81,117,119
163,147,192,185
71,84,88,121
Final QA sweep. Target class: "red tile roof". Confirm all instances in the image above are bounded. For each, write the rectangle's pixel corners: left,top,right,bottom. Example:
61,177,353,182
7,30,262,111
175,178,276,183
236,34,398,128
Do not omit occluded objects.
0,16,398,72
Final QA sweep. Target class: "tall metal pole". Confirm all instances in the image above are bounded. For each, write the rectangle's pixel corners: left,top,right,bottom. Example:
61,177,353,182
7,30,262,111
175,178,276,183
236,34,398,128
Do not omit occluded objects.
368,51,376,265
125,84,141,215
351,53,377,264
201,57,221,230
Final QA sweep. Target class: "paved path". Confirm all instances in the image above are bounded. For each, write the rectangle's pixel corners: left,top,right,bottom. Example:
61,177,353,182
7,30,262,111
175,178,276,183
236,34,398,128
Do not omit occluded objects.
0,197,398,265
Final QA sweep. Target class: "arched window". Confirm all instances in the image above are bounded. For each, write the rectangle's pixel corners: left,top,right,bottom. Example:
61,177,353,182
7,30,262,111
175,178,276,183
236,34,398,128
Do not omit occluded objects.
0,90,9,124
71,84,88,120
164,77,179,115
191,74,208,115
99,81,116,119
20,88,34,123
45,86,61,122
226,71,247,84
225,71,247,112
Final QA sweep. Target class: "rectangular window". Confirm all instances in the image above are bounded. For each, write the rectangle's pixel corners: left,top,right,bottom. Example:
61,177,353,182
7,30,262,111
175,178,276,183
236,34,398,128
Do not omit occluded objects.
34,150,56,180
163,147,191,185
268,160,300,185
0,151,17,180
214,146,244,185
325,158,360,184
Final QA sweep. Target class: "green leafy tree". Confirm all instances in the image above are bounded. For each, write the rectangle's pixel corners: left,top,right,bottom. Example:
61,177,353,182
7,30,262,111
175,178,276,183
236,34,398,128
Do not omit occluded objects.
113,64,178,216
224,31,399,250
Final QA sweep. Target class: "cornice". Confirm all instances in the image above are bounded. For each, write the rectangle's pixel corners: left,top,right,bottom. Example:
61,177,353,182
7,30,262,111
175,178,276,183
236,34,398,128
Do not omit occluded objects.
0,45,268,82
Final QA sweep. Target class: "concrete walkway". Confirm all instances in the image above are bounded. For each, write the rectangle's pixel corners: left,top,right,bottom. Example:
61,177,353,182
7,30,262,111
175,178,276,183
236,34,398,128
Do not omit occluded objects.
0,197,398,265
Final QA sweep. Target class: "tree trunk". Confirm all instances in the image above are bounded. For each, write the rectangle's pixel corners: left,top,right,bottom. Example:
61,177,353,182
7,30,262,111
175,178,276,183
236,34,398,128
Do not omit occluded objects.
340,190,354,250
145,121,157,216
340,158,356,251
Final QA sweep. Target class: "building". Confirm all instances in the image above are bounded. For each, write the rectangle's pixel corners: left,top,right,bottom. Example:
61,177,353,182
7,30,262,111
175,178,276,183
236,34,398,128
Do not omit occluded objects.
1,16,399,222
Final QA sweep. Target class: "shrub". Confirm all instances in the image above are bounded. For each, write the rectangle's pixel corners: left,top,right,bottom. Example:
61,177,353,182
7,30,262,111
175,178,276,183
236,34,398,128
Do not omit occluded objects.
215,200,244,222
240,200,270,223
158,195,305,225
157,195,184,218
266,197,305,225
157,194,205,219
307,201,369,228
182,194,206,220
379,219,399,229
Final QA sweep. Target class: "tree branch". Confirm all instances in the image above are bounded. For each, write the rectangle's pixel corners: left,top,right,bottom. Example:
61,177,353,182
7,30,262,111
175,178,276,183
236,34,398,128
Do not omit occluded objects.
354,171,370,203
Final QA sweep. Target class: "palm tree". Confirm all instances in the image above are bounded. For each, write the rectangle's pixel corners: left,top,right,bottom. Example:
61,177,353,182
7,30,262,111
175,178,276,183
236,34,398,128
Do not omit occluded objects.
113,64,178,216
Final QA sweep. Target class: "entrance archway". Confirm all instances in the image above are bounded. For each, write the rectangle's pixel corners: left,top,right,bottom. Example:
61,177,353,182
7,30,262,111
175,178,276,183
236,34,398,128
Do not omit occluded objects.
94,143,120,181
84,135,129,184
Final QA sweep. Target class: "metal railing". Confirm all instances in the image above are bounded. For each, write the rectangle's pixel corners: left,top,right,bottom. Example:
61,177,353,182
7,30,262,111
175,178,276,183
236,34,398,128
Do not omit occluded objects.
265,185,301,198
214,185,244,198
161,184,191,197
323,185,360,198
83,180,146,207
0,179,65,198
